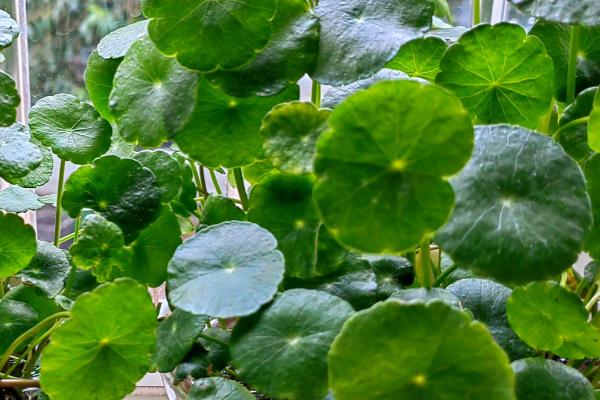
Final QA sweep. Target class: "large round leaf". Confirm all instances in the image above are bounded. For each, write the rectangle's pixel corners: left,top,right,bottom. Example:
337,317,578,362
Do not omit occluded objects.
530,21,600,102
97,20,149,59
142,0,277,72
85,51,121,122
188,378,254,400
29,94,112,164
232,289,353,400
248,174,346,279
436,125,592,283
167,221,284,318
0,71,19,127
585,154,600,260
512,358,594,400
69,214,133,282
40,279,157,400
174,80,298,168
447,278,533,360
18,241,70,297
206,0,319,97
0,298,37,355
507,0,600,26
506,282,588,351
436,23,554,129
154,308,208,372
109,36,199,147
134,150,182,203
329,300,515,400
62,156,162,242
0,10,18,50
0,213,37,278
314,80,473,253
312,0,434,85
0,123,42,183
387,37,448,81
261,102,330,175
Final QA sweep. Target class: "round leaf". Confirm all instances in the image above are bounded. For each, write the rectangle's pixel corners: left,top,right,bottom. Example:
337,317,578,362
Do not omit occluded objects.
512,358,594,400
154,308,208,372
188,378,254,400
436,125,592,283
134,150,182,203
200,195,246,226
29,94,112,164
387,37,448,81
174,80,298,168
85,51,121,122
506,282,589,351
142,0,277,72
248,174,346,279
261,102,330,175
40,279,157,400
97,20,149,59
507,0,600,26
436,23,554,129
206,0,319,97
553,324,600,359
13,136,53,188
0,299,37,355
312,0,434,85
18,241,70,297
0,213,37,278
447,278,533,360
0,123,43,183
0,186,45,213
0,71,19,127
0,10,18,50
109,36,199,147
329,300,515,400
314,80,473,253
167,221,284,318
231,289,354,400
62,156,162,242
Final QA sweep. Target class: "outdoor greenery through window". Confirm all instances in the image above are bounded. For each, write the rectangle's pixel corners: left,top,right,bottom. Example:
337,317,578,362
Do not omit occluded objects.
1,1,600,400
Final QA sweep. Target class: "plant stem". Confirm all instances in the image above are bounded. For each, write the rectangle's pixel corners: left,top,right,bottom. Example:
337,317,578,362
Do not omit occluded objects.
199,165,208,195
73,216,81,243
434,264,459,287
209,169,222,195
191,161,208,197
0,311,70,371
233,168,249,211
0,379,40,388
586,288,600,312
198,332,229,348
311,80,321,108
53,159,67,247
473,0,481,25
567,25,581,105
0,279,4,298
417,239,434,289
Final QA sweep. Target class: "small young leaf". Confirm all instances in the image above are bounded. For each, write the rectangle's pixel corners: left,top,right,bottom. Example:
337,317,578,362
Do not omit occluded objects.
0,123,43,183
0,71,20,127
0,213,37,278
0,10,19,50
134,150,183,203
0,186,45,213
231,289,354,400
18,241,70,297
29,94,112,165
387,37,448,81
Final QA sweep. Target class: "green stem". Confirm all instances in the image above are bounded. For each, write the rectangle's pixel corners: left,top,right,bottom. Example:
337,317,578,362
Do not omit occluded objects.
473,0,481,25
567,25,581,105
311,80,322,108
434,264,459,287
209,169,222,195
417,239,434,289
191,161,208,197
53,160,67,247
199,166,208,196
0,279,4,298
0,311,70,371
198,332,229,348
4,321,58,377
73,216,81,243
586,288,600,312
233,168,249,211
552,116,589,141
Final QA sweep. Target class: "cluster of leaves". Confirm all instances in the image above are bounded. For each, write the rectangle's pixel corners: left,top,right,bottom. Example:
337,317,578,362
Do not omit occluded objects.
2,0,600,400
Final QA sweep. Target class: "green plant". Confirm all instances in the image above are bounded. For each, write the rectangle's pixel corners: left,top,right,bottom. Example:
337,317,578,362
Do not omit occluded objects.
3,0,600,399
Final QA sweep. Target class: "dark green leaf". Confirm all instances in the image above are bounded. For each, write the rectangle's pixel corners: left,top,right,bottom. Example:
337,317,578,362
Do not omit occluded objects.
314,80,473,253
85,51,121,122
97,20,149,59
232,289,353,400
200,195,246,226
436,125,592,283
168,221,284,318
0,10,18,50
4,285,61,321
62,156,162,242
0,298,37,355
584,154,600,260
0,186,45,213
437,23,554,129
367,255,414,296
387,37,447,81
134,150,182,203
110,36,199,147
0,123,42,183
40,279,157,400
0,71,19,127
18,241,70,297
188,378,254,400
0,213,37,278
312,0,434,85
142,0,277,72
174,80,298,168
507,0,600,26
29,94,112,164
329,300,514,400
557,86,596,164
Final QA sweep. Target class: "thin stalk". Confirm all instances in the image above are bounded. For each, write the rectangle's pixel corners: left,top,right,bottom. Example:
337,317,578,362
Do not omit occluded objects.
53,160,67,247
473,0,481,25
586,288,600,312
417,239,434,289
191,161,208,197
0,379,40,388
434,264,459,287
552,116,589,141
199,165,208,196
0,311,70,371
0,279,4,298
567,25,581,105
311,80,321,108
209,169,222,195
4,322,57,377
198,332,229,348
560,271,568,287
233,168,249,210
73,216,81,243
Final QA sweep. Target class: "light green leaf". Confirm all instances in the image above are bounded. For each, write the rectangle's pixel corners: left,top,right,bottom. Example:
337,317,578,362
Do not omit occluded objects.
589,89,600,152
18,241,70,297
0,186,45,213
584,154,600,260
0,213,37,278
97,20,149,59
85,51,121,122
436,23,554,129
314,80,473,253
387,37,448,81
436,125,592,283
0,71,19,127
